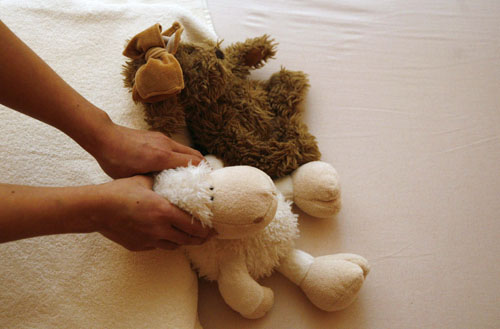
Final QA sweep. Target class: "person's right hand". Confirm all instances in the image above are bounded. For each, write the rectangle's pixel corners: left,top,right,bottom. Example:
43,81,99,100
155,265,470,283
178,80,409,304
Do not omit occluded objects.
91,122,204,179
95,175,212,251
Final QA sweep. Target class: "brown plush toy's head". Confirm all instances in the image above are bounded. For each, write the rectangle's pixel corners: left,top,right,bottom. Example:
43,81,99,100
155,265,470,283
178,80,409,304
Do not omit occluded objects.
173,40,233,104
123,22,234,106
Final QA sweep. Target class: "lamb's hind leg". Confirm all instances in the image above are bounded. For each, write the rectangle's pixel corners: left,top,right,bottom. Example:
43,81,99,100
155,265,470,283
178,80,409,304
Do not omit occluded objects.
265,68,310,118
278,249,370,311
218,254,274,319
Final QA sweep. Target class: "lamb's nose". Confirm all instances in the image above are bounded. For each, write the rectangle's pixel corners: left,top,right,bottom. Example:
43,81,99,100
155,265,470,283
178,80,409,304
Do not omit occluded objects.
253,217,264,224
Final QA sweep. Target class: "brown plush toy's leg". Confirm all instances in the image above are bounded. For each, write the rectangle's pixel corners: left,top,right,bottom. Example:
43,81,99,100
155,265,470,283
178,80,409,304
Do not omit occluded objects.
263,68,320,176
195,128,320,178
266,68,310,119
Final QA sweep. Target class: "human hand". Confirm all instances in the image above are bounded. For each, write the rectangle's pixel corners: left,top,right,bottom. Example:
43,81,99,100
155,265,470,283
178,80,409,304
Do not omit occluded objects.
95,175,213,251
92,122,204,179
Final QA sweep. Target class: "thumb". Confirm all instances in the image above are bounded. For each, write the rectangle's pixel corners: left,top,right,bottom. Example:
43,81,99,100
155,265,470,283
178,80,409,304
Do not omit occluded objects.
164,152,203,169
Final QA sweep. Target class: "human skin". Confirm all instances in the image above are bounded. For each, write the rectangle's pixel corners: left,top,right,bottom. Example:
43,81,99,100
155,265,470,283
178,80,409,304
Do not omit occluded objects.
0,176,210,250
0,20,210,250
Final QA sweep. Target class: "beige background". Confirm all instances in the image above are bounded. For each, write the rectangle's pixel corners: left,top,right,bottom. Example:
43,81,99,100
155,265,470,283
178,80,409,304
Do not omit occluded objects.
199,0,500,328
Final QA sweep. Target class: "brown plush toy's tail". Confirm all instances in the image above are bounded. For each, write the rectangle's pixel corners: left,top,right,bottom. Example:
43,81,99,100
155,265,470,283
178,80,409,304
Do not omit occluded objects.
123,22,185,103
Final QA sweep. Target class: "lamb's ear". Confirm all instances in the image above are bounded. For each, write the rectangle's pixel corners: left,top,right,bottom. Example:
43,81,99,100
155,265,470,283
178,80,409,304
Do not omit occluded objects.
153,162,214,227
204,155,224,170
161,21,184,54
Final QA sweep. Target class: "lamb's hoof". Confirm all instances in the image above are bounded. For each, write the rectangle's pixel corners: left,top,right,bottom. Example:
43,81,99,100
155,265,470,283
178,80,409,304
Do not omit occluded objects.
241,286,274,319
300,254,369,311
329,253,370,277
292,161,341,218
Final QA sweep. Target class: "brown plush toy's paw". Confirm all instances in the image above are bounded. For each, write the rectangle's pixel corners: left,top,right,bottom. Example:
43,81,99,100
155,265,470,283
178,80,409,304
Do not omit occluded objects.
266,68,310,117
244,47,267,67
241,35,277,68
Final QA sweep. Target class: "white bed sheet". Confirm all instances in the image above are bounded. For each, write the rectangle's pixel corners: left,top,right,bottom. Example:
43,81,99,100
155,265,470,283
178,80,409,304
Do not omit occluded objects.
201,1,500,328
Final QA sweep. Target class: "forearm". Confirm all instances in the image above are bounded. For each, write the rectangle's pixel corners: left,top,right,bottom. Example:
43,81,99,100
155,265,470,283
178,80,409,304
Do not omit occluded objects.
0,21,111,155
0,183,103,243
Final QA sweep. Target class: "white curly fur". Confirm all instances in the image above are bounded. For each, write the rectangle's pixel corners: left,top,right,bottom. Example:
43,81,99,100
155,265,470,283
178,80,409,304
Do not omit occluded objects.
185,193,299,280
154,161,214,227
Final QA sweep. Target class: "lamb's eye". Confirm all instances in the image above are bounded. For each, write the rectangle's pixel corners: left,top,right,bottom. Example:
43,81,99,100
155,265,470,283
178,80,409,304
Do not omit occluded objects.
215,49,225,59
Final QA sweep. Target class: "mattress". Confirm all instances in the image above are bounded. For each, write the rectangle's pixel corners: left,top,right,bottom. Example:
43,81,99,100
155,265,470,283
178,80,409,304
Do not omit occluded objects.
200,0,500,328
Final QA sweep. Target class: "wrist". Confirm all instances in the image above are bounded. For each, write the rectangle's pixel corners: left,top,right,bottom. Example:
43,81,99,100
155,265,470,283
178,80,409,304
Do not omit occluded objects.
0,184,108,243
67,104,114,157
62,184,109,233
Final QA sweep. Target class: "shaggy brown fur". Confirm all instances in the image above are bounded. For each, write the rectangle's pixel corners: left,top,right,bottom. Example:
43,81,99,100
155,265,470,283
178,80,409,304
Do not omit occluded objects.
123,34,321,178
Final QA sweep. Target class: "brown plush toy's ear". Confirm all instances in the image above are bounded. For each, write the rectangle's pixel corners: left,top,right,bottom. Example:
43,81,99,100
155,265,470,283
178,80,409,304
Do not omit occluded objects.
123,22,185,103
123,24,165,59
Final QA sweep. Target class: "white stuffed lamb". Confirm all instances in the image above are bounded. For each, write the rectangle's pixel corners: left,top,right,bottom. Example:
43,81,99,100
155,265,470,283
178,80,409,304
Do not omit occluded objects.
154,157,369,319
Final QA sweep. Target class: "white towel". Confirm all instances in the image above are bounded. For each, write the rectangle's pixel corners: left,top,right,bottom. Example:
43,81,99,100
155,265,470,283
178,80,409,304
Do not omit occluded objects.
0,0,216,328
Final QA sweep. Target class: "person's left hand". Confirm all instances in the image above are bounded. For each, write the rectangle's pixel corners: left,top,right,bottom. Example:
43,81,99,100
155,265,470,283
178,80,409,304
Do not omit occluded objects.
92,122,204,179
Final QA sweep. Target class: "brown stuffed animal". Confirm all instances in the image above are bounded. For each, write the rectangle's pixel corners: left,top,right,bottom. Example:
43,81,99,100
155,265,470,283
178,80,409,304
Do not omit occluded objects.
123,22,321,178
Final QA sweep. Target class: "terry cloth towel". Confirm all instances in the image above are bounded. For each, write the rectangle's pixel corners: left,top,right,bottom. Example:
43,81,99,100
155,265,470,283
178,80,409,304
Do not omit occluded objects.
0,0,217,328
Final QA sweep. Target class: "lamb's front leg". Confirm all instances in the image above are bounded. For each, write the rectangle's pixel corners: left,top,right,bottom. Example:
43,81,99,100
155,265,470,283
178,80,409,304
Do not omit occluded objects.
224,35,277,78
218,254,274,319
275,161,342,218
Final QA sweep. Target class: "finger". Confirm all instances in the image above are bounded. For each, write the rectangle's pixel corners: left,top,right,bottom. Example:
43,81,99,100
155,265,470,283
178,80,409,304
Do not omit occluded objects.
169,140,204,159
163,204,211,238
164,227,206,245
164,152,203,168
155,240,179,250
